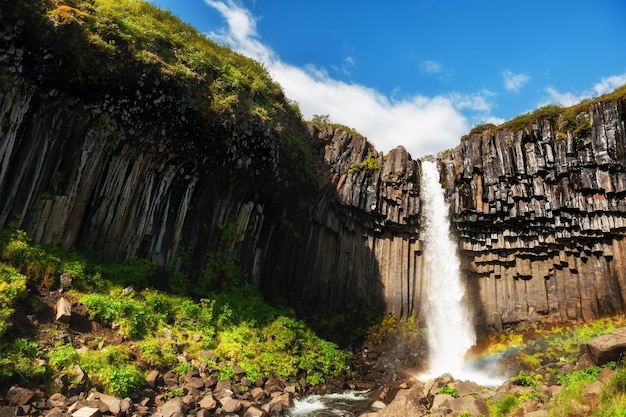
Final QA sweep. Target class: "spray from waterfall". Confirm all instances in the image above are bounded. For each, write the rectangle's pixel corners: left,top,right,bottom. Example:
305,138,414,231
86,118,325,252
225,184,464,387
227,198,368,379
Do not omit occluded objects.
419,160,504,385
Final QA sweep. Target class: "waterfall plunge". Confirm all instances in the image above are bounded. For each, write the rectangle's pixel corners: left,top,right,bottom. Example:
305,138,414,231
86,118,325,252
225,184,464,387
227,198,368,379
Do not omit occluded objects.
419,161,503,385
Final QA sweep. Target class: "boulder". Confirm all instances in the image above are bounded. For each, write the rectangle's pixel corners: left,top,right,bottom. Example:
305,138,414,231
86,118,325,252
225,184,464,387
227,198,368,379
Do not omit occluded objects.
94,393,121,416
243,406,267,417
198,395,217,411
70,407,100,417
220,397,242,414
163,370,178,387
55,297,72,323
377,384,428,417
6,386,34,406
48,393,67,409
160,398,187,417
145,370,160,388
449,396,489,416
585,327,626,365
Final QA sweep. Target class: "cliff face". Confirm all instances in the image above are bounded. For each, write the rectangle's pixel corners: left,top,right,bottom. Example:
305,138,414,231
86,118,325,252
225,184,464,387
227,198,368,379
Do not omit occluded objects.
4,1,626,331
439,101,626,329
264,126,424,317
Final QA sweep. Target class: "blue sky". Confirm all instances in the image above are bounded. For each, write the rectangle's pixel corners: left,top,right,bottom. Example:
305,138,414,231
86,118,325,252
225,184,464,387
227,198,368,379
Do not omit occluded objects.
149,0,626,158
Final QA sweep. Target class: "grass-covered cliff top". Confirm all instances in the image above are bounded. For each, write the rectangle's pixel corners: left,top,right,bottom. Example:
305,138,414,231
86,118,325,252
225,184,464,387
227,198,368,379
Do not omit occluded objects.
462,83,626,142
7,0,303,136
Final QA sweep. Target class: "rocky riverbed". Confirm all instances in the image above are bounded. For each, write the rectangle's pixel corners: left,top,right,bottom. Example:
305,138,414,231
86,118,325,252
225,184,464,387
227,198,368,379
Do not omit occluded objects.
2,322,625,417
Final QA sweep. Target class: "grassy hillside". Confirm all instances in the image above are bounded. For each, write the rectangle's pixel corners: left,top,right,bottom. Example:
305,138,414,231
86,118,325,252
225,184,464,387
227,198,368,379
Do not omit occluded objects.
9,0,288,120
0,225,351,395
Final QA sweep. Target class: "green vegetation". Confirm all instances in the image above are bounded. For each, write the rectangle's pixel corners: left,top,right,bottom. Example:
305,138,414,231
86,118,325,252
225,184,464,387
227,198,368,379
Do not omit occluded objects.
484,317,626,416
486,316,626,372
11,0,285,120
488,393,519,417
460,123,497,142
8,0,318,201
0,226,351,395
348,155,381,175
502,104,564,132
438,385,459,398
309,114,364,137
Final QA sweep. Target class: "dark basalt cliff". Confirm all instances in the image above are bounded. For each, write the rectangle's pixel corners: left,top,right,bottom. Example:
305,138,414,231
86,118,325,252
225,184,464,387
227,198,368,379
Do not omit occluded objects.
440,104,626,329
3,0,626,331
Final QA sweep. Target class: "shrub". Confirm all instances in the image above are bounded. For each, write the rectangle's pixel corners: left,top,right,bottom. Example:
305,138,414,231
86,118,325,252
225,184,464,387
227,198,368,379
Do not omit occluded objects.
438,385,459,397
489,394,519,417
137,339,177,368
0,338,46,385
106,365,143,397
0,264,28,338
78,345,143,396
81,292,158,339
511,370,540,387
608,367,626,394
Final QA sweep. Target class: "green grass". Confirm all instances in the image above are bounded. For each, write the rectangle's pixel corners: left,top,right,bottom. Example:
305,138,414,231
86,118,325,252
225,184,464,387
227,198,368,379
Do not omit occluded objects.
0,227,352,394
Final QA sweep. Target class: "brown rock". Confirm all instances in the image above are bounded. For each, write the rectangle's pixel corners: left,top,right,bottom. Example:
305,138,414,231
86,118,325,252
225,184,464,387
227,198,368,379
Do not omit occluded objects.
160,398,187,417
450,396,489,416
145,370,160,388
599,368,616,383
70,407,101,417
43,407,67,417
584,380,604,402
48,393,67,409
263,378,284,393
187,376,205,390
586,328,626,365
6,386,34,406
198,395,217,411
250,387,265,401
377,384,428,417
204,374,218,389
163,371,178,387
55,297,72,323
95,394,121,416
220,397,242,414
243,406,267,417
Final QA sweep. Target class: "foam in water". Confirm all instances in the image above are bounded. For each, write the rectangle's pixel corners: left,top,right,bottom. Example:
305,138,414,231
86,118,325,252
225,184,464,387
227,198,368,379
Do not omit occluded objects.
286,391,371,417
419,161,505,386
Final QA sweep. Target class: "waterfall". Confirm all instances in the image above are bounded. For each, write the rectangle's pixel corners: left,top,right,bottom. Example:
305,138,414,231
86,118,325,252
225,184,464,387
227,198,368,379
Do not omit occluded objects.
419,161,504,385
420,160,475,376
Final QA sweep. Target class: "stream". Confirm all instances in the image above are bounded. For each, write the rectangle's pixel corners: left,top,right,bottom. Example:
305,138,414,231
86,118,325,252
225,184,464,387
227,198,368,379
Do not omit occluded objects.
285,391,373,417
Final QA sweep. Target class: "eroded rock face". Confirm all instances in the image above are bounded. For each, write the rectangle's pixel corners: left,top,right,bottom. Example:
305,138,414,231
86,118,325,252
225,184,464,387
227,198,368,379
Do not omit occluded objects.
264,125,425,317
440,101,626,329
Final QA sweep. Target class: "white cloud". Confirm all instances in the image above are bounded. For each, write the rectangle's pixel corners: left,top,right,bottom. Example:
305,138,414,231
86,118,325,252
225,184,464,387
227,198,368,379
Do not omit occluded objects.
203,0,274,63
202,0,497,158
593,74,626,96
542,87,586,107
541,72,626,107
420,60,443,74
502,69,530,93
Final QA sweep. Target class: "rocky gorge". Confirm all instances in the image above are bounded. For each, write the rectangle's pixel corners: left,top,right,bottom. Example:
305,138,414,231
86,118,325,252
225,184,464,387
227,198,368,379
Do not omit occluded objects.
2,0,626,334
5,0,626,416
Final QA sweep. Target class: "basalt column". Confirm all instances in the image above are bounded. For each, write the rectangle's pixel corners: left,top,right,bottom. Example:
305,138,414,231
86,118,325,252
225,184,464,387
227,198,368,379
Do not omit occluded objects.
440,99,626,329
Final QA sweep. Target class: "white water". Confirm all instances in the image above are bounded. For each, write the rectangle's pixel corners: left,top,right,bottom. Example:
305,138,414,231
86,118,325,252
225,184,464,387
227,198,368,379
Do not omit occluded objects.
286,391,371,417
419,161,504,385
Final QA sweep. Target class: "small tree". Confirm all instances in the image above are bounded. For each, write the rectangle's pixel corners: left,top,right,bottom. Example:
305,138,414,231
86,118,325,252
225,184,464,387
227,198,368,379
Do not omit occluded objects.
311,114,331,125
